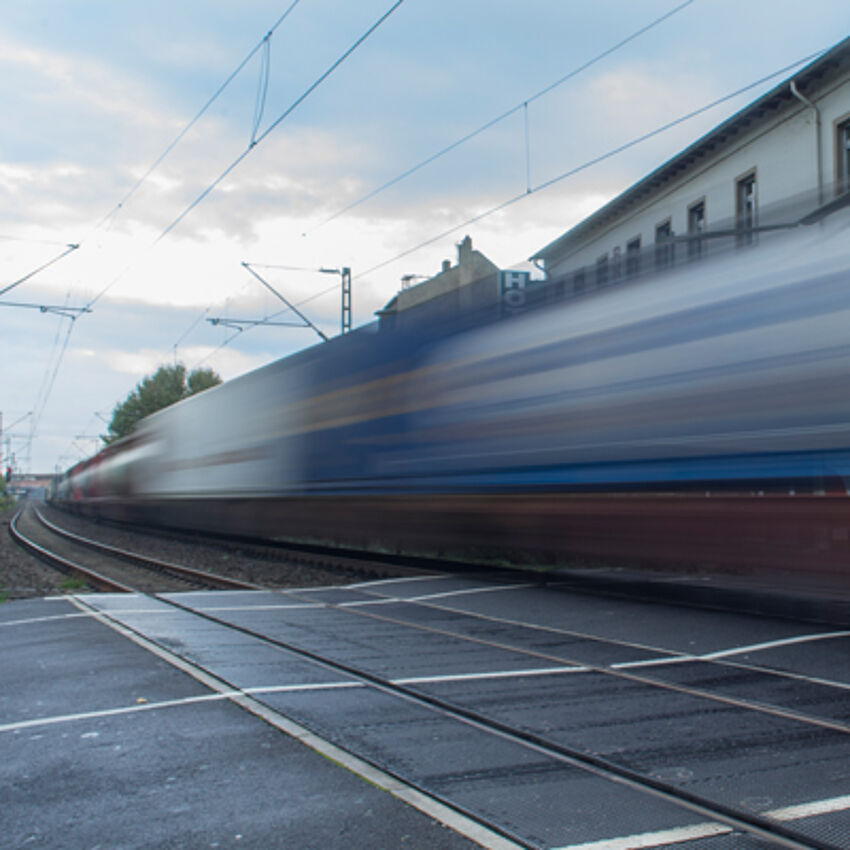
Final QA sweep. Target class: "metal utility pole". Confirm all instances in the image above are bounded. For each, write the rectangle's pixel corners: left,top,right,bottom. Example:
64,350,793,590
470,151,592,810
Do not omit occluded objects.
317,266,352,334
341,266,352,334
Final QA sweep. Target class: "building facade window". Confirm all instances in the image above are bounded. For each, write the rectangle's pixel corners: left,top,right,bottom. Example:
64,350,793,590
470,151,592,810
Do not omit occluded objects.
654,220,674,269
596,253,609,287
573,269,586,294
687,200,706,260
838,119,850,194
736,172,757,246
611,246,622,281
626,237,641,277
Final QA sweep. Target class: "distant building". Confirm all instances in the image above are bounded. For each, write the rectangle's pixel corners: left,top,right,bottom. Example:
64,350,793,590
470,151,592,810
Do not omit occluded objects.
531,35,850,294
377,235,501,331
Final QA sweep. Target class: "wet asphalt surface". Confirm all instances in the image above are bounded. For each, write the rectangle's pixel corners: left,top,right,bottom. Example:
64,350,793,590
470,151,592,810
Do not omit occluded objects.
4,574,850,848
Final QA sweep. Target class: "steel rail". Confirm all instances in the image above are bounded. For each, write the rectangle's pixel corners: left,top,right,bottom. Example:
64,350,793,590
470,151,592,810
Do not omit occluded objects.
284,584,850,738
10,507,135,593
26,505,839,845
33,506,262,591
345,583,850,729
158,590,835,850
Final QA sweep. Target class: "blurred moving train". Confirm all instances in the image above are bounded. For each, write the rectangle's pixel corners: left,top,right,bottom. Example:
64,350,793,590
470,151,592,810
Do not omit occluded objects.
53,210,850,588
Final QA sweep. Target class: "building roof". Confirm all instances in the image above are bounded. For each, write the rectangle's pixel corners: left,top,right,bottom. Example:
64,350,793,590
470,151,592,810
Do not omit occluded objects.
531,35,850,264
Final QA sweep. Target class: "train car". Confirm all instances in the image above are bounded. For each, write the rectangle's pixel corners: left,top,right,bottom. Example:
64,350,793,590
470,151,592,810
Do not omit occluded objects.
56,209,850,589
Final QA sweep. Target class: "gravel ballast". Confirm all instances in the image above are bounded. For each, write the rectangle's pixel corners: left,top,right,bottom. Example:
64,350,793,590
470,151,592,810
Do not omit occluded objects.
12,501,413,597
1,503,71,599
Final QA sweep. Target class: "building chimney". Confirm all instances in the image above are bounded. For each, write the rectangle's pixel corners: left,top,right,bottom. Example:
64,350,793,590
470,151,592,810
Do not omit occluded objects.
441,259,451,273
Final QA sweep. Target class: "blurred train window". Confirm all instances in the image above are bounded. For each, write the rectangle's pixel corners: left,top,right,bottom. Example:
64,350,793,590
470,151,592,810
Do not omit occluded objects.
626,237,641,277
687,199,706,260
838,118,850,194
736,171,757,246
654,219,674,269
596,253,609,286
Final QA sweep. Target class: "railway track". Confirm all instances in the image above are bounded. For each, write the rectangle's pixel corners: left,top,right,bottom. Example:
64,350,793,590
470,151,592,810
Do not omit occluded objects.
77,571,850,848
45,503,429,586
50,503,850,629
10,504,261,593
13,503,850,845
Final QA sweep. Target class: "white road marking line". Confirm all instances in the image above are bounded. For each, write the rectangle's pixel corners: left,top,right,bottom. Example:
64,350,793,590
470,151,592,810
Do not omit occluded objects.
62,595,524,850
552,822,732,849
244,682,362,695
347,574,445,589
610,631,850,673
164,589,269,597
612,656,696,669
0,682,366,734
404,583,535,602
340,597,405,607
78,609,184,618
770,793,850,820
394,666,588,685
188,603,324,612
0,693,237,733
78,593,134,600
341,584,532,607
276,574,443,594
553,793,850,849
700,630,850,660
0,612,93,627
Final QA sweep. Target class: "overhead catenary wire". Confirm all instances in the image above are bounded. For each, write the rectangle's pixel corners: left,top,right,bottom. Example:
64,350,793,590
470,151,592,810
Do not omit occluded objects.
150,0,407,247
93,0,304,233
354,48,828,281
22,2,311,472
305,0,697,234
25,0,402,471
0,243,80,298
251,34,273,146
84,0,407,313
25,307,77,468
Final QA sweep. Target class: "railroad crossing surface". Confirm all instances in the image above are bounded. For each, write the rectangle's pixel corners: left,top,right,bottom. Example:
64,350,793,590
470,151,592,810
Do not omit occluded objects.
4,574,850,849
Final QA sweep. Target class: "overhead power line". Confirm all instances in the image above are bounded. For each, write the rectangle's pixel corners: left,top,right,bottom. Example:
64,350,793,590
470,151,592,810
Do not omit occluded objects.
0,243,79,298
305,0,697,234
355,48,828,280
85,0,407,312
93,0,304,232
151,0,407,247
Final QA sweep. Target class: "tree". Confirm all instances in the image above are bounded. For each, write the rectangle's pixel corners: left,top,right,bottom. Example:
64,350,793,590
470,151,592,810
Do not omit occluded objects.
102,364,222,444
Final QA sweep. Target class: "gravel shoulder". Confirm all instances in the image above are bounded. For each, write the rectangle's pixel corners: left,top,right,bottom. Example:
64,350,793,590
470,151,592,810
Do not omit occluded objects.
1,502,71,600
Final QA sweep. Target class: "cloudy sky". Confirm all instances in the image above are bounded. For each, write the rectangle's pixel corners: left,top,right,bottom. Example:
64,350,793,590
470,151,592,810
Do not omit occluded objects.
2,0,849,472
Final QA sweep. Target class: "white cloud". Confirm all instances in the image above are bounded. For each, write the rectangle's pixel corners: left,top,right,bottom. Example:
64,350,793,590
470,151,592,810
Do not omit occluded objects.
0,33,178,132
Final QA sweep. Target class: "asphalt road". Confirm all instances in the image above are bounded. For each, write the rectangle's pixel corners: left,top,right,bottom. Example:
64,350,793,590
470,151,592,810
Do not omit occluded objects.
4,575,850,848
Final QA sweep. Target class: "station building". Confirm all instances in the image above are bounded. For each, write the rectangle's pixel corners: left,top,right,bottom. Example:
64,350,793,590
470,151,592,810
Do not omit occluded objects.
531,35,850,294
